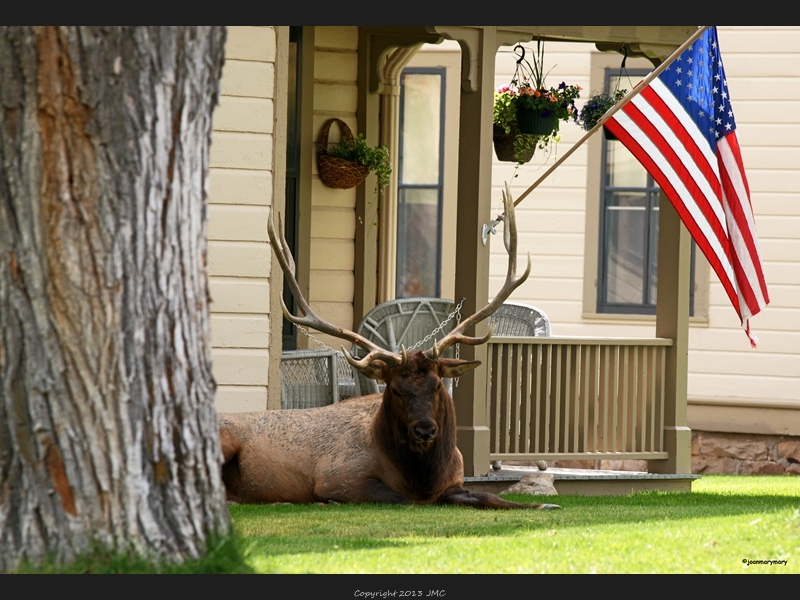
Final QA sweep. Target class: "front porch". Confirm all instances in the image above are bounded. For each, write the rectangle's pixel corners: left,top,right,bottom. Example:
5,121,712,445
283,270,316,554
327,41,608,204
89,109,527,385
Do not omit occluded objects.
462,334,698,495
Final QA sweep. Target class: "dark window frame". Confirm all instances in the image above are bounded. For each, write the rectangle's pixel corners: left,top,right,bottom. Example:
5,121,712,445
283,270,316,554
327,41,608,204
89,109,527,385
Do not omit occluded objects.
396,67,447,299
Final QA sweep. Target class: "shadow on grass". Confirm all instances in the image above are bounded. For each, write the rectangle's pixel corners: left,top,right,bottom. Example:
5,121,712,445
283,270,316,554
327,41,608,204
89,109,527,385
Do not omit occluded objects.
15,531,254,574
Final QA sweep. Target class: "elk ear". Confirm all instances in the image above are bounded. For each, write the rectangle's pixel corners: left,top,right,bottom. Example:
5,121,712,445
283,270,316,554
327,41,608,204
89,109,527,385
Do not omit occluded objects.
438,358,481,379
354,360,387,380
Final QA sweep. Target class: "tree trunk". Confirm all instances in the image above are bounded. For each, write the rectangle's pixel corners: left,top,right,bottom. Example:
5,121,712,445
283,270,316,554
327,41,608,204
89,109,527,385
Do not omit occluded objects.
0,26,229,571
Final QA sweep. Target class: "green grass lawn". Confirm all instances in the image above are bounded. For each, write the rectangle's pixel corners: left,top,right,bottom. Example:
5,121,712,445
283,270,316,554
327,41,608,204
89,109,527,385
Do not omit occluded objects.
17,475,799,575
232,476,800,574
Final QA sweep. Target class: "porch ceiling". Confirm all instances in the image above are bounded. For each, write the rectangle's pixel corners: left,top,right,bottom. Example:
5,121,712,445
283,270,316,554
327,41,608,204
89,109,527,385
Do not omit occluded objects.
489,25,700,63
364,25,698,48
363,26,698,92
485,25,698,47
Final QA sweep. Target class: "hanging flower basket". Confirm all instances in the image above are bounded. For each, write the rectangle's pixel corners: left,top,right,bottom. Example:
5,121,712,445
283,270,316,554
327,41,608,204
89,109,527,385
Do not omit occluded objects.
493,43,581,159
493,123,535,163
317,118,370,189
516,107,559,137
577,89,628,142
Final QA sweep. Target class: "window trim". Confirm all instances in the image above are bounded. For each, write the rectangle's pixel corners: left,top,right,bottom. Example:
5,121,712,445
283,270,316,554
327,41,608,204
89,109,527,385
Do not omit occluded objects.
581,51,709,323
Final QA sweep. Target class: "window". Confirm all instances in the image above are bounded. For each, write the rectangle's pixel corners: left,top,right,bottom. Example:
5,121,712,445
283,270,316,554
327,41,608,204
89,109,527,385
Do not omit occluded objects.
396,68,446,298
596,68,696,316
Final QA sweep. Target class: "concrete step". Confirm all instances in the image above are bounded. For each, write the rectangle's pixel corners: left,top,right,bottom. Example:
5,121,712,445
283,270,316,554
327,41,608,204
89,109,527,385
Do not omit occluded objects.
465,465,701,496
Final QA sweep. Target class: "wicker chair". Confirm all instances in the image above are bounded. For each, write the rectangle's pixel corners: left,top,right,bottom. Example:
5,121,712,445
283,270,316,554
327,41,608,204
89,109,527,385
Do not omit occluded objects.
349,298,458,396
280,348,340,409
488,302,551,472
335,350,360,400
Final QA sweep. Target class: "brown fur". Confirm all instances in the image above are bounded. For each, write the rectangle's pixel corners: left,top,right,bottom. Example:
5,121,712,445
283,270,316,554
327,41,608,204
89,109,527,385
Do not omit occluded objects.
218,351,560,509
227,198,560,510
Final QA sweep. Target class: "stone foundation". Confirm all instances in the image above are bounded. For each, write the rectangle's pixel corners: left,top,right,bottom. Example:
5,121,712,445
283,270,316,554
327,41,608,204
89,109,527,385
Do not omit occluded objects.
502,431,800,475
691,431,800,475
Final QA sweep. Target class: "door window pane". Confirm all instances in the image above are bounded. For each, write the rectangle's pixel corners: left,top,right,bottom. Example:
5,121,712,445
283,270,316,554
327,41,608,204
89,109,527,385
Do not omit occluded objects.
400,73,442,185
396,188,440,297
396,69,445,298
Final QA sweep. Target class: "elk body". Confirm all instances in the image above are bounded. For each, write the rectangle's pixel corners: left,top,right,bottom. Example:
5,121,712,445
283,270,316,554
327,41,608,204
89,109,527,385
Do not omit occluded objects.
218,187,560,509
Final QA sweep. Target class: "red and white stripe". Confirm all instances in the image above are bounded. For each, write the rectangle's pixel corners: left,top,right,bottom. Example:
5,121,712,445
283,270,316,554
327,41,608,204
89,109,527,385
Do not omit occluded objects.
605,78,769,347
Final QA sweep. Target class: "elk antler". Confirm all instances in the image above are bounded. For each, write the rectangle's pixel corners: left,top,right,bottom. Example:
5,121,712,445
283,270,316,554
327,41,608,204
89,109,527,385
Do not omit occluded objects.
267,208,406,371
426,182,531,359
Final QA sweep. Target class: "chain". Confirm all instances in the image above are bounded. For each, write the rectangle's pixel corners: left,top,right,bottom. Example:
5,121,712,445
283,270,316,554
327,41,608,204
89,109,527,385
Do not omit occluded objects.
296,298,469,390
453,300,462,388
297,297,467,356
296,324,336,352
407,297,466,350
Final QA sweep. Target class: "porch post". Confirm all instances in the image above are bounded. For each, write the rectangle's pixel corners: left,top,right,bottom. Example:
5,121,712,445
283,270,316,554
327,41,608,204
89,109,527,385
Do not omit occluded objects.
650,193,692,474
450,28,499,477
354,29,383,324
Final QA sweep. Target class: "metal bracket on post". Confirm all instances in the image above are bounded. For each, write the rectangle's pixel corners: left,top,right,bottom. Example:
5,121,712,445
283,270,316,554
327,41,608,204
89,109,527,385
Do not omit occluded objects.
481,219,500,246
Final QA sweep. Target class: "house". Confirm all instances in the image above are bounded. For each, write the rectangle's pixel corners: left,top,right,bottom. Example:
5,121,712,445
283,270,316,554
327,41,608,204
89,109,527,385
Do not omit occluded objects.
207,26,800,479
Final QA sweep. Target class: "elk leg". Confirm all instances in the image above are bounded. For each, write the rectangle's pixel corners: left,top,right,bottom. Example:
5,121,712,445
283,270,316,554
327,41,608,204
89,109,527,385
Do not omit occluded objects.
353,478,412,505
437,486,561,510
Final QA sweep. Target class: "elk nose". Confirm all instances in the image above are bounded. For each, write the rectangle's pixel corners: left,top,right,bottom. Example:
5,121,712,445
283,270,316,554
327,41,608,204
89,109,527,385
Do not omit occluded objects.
414,424,437,443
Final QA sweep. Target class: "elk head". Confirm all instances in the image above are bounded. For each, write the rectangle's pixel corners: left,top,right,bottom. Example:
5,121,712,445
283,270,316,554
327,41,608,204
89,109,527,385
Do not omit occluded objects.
267,183,530,446
365,350,482,451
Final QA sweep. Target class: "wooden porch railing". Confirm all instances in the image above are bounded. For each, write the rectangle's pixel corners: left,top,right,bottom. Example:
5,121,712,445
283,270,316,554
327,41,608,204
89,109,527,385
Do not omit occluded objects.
486,336,673,462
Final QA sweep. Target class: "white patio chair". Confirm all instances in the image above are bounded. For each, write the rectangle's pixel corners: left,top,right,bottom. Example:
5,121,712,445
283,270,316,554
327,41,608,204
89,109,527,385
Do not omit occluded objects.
349,297,458,396
489,302,551,338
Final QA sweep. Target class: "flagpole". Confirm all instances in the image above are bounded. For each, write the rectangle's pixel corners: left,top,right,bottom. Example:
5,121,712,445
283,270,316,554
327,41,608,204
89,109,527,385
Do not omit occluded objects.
498,25,711,217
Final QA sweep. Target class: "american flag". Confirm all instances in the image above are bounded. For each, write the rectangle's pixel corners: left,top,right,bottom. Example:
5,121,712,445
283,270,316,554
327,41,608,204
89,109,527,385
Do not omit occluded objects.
604,26,769,347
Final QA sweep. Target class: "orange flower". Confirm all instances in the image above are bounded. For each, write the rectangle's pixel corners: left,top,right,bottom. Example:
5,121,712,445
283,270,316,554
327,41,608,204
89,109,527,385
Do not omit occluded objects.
533,90,541,97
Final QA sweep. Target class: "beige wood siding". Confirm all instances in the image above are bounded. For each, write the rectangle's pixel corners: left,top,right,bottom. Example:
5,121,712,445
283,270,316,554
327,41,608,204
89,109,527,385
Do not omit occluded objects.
208,26,278,412
305,26,359,350
489,41,610,332
478,29,800,423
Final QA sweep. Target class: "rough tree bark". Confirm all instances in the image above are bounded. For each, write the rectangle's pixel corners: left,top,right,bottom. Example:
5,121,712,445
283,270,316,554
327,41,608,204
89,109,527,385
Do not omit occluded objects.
0,26,229,571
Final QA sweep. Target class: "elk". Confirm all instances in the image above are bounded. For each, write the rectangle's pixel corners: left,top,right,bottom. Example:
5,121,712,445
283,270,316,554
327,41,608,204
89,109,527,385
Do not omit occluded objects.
218,185,560,509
